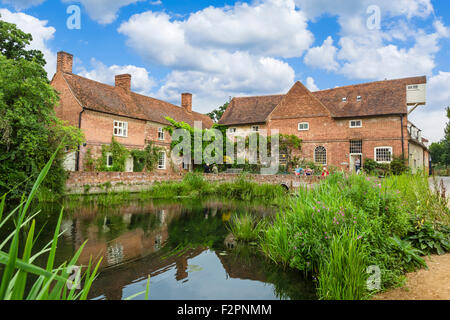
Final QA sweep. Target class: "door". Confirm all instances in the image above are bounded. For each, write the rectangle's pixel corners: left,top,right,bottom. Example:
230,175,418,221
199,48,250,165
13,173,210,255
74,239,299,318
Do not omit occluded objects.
125,156,134,172
349,154,362,173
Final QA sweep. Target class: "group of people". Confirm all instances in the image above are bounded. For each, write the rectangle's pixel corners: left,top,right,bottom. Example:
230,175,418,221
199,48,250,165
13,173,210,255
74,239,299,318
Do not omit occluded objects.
203,163,219,174
294,166,330,177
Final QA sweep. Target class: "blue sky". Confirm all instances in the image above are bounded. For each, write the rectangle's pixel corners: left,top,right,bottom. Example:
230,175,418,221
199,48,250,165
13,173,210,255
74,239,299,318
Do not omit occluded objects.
0,0,449,142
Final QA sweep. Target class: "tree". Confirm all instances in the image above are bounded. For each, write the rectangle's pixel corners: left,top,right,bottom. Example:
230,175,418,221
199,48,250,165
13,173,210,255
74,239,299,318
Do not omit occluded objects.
430,107,450,166
0,19,84,199
207,102,229,123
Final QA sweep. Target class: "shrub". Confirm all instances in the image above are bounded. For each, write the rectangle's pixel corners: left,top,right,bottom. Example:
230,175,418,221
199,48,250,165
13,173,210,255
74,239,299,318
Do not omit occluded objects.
227,213,264,242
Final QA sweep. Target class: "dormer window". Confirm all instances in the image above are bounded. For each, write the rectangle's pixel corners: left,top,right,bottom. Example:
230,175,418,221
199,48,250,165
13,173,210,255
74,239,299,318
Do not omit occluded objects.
342,97,347,102
356,96,362,102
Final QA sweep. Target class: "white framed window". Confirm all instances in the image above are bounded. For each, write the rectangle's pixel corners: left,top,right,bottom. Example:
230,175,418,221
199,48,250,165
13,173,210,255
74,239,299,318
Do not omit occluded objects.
350,140,363,154
342,97,347,102
113,120,128,137
298,122,309,131
350,120,362,128
374,147,393,163
252,125,259,132
314,146,327,165
106,153,113,168
158,127,164,141
158,151,166,170
228,128,237,134
356,96,362,102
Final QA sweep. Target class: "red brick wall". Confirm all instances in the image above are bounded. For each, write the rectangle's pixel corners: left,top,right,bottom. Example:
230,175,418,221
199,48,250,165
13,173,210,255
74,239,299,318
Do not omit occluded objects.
268,115,405,170
51,72,83,128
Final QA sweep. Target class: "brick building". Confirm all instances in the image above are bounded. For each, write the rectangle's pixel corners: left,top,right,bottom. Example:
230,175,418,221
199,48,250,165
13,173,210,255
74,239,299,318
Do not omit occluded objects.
51,51,213,172
219,76,430,173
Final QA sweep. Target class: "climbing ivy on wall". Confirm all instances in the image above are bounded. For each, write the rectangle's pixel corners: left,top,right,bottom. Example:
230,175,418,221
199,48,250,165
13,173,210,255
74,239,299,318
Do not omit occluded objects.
97,137,130,172
131,142,163,172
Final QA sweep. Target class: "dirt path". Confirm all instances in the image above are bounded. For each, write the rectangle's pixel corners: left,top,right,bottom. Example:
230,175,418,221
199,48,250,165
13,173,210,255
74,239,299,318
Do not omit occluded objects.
374,254,450,300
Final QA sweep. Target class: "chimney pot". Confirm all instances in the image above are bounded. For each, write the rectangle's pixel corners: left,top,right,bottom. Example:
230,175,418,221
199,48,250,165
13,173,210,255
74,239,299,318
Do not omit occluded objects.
115,74,132,91
57,51,73,73
181,93,192,112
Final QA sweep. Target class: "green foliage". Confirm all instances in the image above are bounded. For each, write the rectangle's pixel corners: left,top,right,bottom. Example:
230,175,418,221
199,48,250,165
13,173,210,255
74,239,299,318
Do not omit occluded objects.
0,152,100,300
207,102,229,123
131,142,162,172
97,138,130,172
258,173,447,300
83,148,96,172
318,229,368,300
388,236,427,272
0,26,84,199
363,157,408,176
429,106,450,166
406,220,450,255
227,213,264,242
0,18,46,75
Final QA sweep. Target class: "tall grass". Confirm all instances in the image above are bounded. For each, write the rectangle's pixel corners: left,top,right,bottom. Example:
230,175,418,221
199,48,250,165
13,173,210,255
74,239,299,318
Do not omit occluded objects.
0,152,101,300
317,229,367,300
227,213,264,242
258,172,449,300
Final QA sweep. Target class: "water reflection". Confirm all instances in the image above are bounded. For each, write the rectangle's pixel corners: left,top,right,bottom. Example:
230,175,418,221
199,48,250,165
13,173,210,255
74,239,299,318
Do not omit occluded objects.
21,198,317,300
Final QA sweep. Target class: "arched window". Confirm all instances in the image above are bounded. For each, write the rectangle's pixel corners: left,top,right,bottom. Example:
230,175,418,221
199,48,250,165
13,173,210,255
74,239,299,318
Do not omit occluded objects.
314,146,327,165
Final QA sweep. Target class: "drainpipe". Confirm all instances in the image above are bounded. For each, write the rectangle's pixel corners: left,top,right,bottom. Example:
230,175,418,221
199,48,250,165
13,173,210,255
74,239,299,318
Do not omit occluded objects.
400,115,405,160
75,108,85,172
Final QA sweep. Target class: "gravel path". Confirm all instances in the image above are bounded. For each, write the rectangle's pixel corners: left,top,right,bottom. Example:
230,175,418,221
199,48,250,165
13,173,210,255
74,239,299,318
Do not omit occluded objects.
374,254,450,300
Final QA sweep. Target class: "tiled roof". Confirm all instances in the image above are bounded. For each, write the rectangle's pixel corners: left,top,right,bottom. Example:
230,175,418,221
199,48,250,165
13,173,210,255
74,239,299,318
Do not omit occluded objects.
313,76,427,118
62,72,213,128
218,76,427,124
218,94,284,126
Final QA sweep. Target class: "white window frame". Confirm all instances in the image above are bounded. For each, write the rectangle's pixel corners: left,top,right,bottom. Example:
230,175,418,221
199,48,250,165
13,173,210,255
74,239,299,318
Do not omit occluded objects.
158,151,166,170
356,96,362,102
349,120,363,128
113,120,128,137
314,146,327,165
158,127,164,141
374,147,393,164
106,153,113,168
342,97,347,102
298,122,309,131
252,125,259,132
228,128,237,134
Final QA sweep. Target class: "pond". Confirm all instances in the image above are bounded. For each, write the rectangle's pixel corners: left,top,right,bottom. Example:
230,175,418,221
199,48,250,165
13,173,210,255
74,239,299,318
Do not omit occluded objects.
2,197,317,300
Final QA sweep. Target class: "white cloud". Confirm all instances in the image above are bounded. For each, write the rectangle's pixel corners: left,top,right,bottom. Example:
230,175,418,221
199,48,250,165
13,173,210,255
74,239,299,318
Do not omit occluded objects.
0,0,46,10
304,36,339,71
77,58,156,95
305,76,319,91
295,0,433,21
408,71,450,143
0,9,56,77
118,0,314,68
155,54,295,113
62,0,145,24
118,0,306,112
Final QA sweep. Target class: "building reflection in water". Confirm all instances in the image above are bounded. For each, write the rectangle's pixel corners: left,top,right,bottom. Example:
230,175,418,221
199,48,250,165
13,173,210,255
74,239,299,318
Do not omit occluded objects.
56,199,315,300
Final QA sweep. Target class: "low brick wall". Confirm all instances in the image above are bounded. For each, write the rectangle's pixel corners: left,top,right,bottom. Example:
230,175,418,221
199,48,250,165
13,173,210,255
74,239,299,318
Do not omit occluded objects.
65,171,322,195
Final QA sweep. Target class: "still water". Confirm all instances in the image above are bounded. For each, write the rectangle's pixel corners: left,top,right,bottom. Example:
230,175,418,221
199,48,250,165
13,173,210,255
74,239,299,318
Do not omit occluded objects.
4,197,317,300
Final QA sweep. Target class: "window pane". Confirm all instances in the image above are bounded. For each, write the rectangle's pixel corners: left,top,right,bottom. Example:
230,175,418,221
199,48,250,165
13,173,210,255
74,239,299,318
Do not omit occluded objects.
314,146,327,165
350,140,362,154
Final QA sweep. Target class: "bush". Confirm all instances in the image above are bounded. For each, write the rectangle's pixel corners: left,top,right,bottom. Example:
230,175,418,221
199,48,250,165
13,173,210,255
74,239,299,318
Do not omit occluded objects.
258,173,448,299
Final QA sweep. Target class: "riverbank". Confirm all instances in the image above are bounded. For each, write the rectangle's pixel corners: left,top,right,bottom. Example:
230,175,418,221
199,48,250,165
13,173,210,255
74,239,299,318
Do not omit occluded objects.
374,254,450,300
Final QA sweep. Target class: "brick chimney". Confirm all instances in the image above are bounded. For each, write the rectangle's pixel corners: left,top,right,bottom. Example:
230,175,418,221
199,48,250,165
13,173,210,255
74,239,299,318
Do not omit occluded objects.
181,93,192,112
57,51,73,73
115,74,131,91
